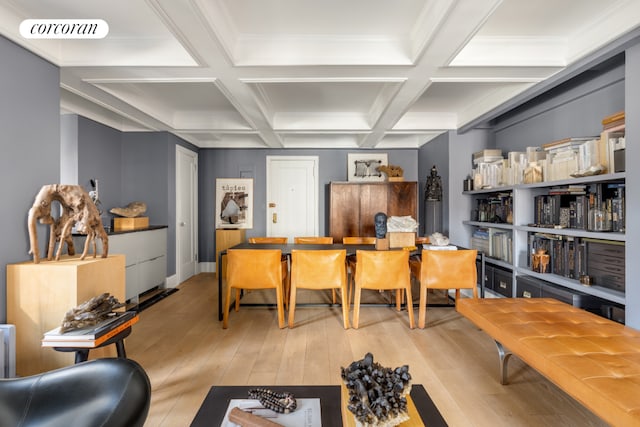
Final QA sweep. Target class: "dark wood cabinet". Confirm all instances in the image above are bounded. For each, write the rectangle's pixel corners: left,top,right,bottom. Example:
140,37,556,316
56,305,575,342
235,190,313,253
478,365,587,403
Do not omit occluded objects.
329,181,418,241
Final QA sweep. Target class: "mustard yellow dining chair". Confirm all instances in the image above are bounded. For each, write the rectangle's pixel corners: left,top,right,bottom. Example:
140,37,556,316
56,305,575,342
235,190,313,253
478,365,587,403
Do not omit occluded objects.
418,249,478,328
352,250,414,329
294,236,336,303
342,237,376,304
289,249,348,329
248,237,288,244
294,236,334,244
248,236,290,307
223,249,285,329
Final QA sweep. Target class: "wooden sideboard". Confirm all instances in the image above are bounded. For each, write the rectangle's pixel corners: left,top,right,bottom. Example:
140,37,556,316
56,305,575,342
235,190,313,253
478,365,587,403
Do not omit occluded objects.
7,255,125,376
329,181,418,241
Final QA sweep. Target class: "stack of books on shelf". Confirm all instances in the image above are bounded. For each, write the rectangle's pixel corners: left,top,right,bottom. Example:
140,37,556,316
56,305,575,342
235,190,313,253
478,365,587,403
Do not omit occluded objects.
467,111,626,185
470,228,511,262
42,311,139,348
528,233,585,279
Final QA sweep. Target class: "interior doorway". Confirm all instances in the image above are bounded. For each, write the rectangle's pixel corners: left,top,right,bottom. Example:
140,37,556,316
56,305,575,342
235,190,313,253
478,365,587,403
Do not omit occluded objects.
266,156,319,242
176,145,198,284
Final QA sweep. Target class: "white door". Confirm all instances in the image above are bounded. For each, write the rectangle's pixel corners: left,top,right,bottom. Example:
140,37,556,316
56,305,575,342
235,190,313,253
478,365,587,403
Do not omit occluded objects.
266,156,318,242
176,146,198,284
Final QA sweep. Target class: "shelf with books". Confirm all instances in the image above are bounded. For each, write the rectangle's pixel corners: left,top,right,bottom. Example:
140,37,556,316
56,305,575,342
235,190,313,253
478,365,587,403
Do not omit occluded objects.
463,164,626,308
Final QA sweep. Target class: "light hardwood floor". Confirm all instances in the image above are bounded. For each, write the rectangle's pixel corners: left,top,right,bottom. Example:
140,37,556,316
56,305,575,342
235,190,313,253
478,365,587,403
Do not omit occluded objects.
126,273,607,427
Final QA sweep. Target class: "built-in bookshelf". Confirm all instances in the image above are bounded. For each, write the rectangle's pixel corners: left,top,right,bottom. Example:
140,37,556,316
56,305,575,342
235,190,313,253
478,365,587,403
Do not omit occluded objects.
464,171,626,306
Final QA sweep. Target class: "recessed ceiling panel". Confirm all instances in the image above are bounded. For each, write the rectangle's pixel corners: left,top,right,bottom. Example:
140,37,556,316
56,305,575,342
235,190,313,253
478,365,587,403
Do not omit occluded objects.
450,0,637,67
2,0,197,66
89,81,253,130
195,0,432,65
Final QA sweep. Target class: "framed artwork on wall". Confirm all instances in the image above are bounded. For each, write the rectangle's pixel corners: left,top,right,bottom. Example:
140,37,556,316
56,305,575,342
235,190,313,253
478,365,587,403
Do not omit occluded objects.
215,178,253,229
347,153,388,182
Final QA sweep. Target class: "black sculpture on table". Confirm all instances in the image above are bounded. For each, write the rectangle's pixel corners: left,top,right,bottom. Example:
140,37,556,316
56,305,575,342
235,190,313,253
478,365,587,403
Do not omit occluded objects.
374,212,387,239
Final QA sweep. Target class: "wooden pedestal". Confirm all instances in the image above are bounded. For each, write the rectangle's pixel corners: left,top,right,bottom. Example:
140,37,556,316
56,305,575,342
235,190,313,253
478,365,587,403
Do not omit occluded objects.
215,229,246,277
7,255,126,376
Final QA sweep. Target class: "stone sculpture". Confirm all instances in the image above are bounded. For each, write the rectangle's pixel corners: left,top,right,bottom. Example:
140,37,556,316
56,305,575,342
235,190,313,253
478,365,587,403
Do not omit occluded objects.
374,212,387,239
28,184,109,263
377,164,404,178
341,352,411,426
109,201,147,218
60,293,124,332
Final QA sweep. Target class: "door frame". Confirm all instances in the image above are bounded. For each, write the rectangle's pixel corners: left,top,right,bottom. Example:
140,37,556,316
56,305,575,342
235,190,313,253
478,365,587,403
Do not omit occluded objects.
175,145,199,285
266,155,319,238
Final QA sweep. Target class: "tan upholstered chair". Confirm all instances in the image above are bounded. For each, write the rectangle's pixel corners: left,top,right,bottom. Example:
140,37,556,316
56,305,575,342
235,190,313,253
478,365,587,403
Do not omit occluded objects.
294,236,334,244
418,249,478,328
223,249,285,329
289,249,348,329
249,237,288,244
248,237,290,307
342,237,376,303
352,250,414,329
294,236,336,302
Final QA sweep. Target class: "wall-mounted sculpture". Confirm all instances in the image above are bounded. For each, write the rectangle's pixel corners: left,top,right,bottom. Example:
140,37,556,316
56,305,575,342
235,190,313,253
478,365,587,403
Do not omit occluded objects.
28,184,109,263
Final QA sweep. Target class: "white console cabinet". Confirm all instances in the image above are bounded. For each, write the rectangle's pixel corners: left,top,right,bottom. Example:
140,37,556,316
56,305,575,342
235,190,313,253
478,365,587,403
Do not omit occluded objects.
74,227,167,301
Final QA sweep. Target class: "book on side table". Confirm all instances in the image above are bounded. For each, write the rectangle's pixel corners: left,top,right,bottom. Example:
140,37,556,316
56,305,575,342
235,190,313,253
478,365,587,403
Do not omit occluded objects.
42,311,138,348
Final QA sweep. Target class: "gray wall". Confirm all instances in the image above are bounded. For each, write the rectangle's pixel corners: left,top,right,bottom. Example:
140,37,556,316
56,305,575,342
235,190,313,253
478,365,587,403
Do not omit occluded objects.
492,58,625,150
0,36,60,322
77,117,123,216
63,115,199,278
198,148,418,264
417,132,450,235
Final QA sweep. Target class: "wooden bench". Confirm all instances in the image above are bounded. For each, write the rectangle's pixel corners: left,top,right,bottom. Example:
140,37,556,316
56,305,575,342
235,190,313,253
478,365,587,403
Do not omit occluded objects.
457,298,640,426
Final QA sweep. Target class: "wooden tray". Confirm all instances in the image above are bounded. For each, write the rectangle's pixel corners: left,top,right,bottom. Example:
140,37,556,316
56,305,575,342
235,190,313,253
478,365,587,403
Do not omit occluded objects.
340,383,425,427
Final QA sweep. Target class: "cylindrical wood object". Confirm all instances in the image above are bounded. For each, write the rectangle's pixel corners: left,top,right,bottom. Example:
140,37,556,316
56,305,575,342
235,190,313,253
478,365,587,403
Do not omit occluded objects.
228,407,284,427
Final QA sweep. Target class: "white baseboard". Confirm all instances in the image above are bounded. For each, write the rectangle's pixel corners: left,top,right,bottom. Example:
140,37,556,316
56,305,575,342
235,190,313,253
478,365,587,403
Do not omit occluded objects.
199,262,215,273
164,274,178,288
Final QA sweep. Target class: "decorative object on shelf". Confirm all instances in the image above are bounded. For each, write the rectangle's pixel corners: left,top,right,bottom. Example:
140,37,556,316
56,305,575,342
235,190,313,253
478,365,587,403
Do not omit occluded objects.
247,388,297,414
463,176,473,191
531,249,550,273
523,162,543,183
215,178,253,229
341,352,411,426
59,293,124,333
424,165,443,235
376,164,404,182
347,153,388,182
28,184,109,264
110,201,149,231
110,201,146,218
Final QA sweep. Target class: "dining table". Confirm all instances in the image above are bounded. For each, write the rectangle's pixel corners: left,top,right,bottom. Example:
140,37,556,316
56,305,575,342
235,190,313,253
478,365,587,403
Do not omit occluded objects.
217,242,385,321
216,242,484,321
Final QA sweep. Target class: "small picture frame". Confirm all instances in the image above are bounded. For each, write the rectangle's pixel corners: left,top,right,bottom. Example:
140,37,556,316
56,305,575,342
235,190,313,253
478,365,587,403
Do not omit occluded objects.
215,178,253,229
347,153,388,182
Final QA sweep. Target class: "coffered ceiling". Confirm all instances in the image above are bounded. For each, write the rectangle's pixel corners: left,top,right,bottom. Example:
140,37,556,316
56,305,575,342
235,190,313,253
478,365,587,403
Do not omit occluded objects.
1,0,639,148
